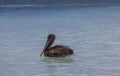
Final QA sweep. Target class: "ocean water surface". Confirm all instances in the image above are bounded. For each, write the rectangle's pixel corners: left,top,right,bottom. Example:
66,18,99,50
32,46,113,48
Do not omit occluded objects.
0,5,120,76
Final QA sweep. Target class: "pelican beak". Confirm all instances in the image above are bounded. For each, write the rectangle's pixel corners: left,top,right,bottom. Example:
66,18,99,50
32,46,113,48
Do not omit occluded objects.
40,38,53,56
40,40,49,56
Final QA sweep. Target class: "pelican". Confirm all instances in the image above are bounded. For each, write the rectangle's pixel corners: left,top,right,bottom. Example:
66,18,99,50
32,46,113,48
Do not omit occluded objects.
40,34,74,57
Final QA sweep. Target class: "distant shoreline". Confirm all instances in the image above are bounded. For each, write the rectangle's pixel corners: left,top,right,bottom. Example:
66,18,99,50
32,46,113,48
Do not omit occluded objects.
0,4,120,8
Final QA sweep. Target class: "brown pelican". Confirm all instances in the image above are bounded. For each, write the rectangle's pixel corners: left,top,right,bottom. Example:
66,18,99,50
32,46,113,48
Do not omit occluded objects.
40,34,74,57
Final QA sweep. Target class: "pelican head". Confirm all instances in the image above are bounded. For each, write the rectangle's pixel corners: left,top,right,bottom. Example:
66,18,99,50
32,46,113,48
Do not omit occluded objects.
40,34,56,56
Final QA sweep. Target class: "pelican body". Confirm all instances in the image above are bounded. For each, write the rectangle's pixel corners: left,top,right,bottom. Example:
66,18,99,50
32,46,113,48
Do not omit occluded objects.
40,34,74,57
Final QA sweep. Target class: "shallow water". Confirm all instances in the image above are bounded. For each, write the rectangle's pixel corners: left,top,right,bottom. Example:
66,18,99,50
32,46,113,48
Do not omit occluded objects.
0,6,120,76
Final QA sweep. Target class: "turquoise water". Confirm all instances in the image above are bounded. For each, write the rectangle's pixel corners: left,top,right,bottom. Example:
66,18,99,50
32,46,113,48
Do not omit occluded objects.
0,6,120,76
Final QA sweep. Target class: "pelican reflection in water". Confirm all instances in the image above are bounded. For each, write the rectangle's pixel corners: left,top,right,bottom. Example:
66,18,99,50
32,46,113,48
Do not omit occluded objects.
40,34,74,57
